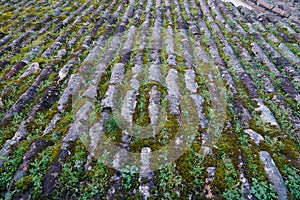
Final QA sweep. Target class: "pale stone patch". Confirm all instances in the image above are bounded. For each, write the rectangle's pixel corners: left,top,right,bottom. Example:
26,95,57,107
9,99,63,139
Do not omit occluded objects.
222,0,253,10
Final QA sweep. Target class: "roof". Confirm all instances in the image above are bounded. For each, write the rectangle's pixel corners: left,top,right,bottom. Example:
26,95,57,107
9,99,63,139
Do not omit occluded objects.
0,0,299,199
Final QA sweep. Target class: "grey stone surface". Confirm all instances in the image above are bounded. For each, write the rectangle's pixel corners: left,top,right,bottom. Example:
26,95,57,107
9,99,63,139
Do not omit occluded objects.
1,66,53,124
166,69,180,98
259,151,288,200
102,86,117,109
57,49,67,59
52,8,62,16
68,36,78,47
180,30,194,69
57,74,84,112
82,84,98,99
139,147,154,200
167,95,180,115
121,90,137,126
19,62,40,79
148,64,162,83
255,99,279,128
190,94,209,129
258,72,276,93
278,43,300,65
24,46,41,62
58,57,79,82
166,69,181,115
244,129,264,145
165,26,175,55
0,34,12,46
148,86,161,138
43,114,62,135
110,63,125,85
185,69,198,93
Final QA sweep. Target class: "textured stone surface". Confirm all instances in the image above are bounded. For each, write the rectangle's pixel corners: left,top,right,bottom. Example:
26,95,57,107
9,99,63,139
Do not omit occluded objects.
57,74,84,112
255,99,279,128
139,148,154,200
244,129,264,145
19,62,40,79
260,151,288,200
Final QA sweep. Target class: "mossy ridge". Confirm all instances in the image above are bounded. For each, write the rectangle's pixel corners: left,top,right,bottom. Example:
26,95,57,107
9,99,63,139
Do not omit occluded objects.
0,5,35,33
285,42,300,57
264,98,299,145
12,175,33,196
275,25,298,44
173,142,207,198
6,139,54,198
132,83,152,127
51,140,88,199
129,109,179,153
27,144,59,198
3,5,52,46
25,107,58,142
0,145,27,199
152,162,183,199
210,122,242,198
0,106,32,146
0,81,31,114
77,156,112,199
226,95,277,196
49,110,73,143
0,11,91,86
247,107,300,172
2,110,60,196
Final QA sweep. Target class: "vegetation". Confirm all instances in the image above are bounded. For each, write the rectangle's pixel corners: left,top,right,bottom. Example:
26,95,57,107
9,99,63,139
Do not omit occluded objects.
0,0,299,199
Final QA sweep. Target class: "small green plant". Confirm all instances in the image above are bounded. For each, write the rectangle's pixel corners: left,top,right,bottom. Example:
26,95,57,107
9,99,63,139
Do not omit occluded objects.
190,164,204,186
0,147,26,197
223,186,243,200
29,151,51,198
53,146,86,199
284,166,300,199
120,165,139,189
78,156,110,199
105,116,118,132
153,163,182,199
250,178,277,200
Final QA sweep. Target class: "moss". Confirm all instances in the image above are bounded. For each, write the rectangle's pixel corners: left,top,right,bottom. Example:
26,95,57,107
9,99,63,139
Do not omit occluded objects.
133,84,151,126
130,111,179,153
104,121,123,144
248,116,280,138
14,175,33,191
48,143,62,162
0,12,14,20
259,141,272,152
59,14,68,20
51,112,73,140
211,127,241,195
62,7,73,11
175,142,206,188
277,138,300,168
